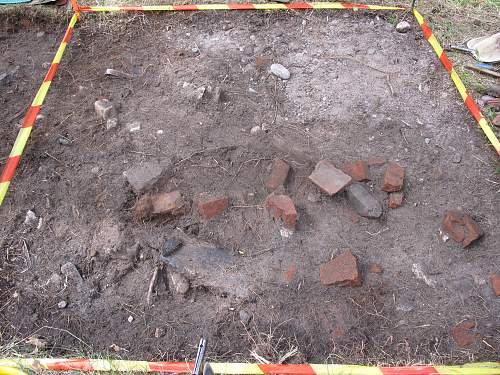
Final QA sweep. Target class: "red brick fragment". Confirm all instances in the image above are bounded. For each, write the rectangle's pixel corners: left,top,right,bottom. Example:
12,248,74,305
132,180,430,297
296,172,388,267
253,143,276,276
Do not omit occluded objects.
369,263,383,274
441,210,483,248
366,157,386,167
266,159,290,191
381,162,405,192
283,263,297,283
308,160,352,196
493,114,500,127
490,274,500,296
451,321,477,348
341,160,370,182
388,192,404,209
265,194,297,229
198,195,229,220
134,191,185,219
319,250,361,287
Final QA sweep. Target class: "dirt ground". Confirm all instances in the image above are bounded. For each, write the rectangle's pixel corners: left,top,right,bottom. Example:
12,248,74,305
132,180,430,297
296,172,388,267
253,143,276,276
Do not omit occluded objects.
1,7,499,366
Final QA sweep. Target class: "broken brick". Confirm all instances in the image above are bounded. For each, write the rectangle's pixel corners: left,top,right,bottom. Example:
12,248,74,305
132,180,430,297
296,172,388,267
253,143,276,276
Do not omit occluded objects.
490,274,500,296
308,160,352,196
451,321,477,348
134,191,185,219
441,210,483,248
342,160,370,182
265,194,297,229
381,162,405,192
283,263,297,283
366,157,386,167
369,263,383,274
388,192,404,208
319,250,361,287
198,195,229,220
266,159,290,191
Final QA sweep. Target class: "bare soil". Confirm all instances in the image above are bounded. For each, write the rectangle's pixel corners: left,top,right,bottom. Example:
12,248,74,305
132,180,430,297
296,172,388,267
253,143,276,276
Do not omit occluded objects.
1,8,499,365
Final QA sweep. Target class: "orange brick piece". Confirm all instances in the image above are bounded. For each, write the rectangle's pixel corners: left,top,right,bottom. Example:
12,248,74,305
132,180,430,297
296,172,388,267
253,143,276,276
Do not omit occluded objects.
342,160,370,182
319,250,361,287
490,274,500,297
198,195,229,220
309,160,352,196
134,191,185,219
266,159,290,191
441,210,483,248
265,194,297,229
381,162,405,192
451,321,477,348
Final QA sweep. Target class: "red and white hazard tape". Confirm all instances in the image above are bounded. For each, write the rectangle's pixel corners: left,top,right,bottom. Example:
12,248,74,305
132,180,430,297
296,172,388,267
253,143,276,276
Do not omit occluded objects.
0,13,79,206
413,9,500,156
1,358,500,375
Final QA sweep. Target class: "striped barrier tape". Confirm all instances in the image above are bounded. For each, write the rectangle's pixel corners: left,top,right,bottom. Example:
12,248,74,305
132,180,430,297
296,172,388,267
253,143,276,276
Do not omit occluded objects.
413,8,500,156
0,359,500,375
77,2,406,12
0,13,79,207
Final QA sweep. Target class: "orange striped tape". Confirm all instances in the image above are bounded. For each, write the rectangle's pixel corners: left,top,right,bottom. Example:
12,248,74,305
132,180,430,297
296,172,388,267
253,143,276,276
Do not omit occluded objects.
77,2,406,12
0,13,79,207
1,358,499,375
413,9,500,156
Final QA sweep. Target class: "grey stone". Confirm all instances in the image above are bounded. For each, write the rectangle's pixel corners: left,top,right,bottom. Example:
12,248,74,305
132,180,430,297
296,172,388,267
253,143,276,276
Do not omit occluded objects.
94,99,116,121
46,273,63,291
164,236,251,298
126,121,141,132
36,31,45,38
57,300,67,309
57,136,72,146
346,183,382,218
452,153,462,163
396,21,411,33
270,63,290,80
24,210,38,225
161,238,183,259
61,262,83,284
239,309,252,325
0,66,19,86
168,271,190,295
124,161,168,194
105,68,133,79
126,242,141,261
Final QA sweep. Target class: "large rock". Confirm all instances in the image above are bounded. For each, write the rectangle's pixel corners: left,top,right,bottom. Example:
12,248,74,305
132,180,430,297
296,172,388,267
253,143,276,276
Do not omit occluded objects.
308,160,352,196
162,236,251,298
124,161,169,194
319,250,361,287
346,183,382,218
441,210,483,247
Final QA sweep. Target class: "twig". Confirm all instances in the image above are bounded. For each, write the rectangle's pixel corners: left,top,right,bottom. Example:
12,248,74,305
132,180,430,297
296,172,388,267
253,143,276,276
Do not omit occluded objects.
146,266,160,306
175,145,236,165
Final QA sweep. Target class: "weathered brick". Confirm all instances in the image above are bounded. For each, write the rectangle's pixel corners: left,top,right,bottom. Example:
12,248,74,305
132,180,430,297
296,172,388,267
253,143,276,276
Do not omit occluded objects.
283,263,297,283
308,160,352,196
490,274,500,296
369,263,383,274
134,191,185,219
451,321,477,348
388,192,404,208
198,195,229,220
441,210,483,248
342,160,370,182
266,159,290,191
265,194,297,229
319,250,361,287
381,162,405,192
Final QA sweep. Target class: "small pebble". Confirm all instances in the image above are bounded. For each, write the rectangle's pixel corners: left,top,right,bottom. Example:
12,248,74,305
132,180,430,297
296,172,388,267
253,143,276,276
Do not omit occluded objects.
239,309,252,325
36,31,45,38
126,121,141,133
57,301,67,309
452,153,462,163
250,125,262,135
396,21,411,33
270,63,290,80
24,210,38,226
57,136,72,145
128,315,134,323
157,130,164,135
424,137,431,145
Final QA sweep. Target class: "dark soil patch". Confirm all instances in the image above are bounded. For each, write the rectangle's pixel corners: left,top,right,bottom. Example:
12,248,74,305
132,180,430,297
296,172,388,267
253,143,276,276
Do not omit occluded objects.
1,9,499,365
